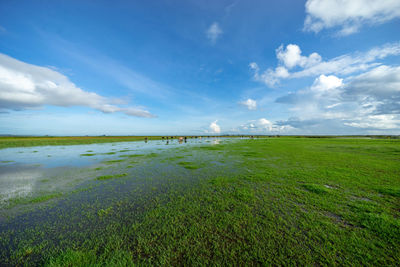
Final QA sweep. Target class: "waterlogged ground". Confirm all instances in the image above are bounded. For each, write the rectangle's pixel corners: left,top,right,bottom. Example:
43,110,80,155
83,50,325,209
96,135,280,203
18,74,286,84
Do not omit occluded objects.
0,137,399,266
0,138,224,205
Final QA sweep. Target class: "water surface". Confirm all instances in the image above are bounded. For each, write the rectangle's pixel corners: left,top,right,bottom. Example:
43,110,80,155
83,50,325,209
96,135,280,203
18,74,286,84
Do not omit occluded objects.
0,138,232,204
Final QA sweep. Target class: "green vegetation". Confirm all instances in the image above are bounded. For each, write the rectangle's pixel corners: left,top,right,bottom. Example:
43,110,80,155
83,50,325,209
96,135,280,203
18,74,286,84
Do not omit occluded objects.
103,159,125,164
119,154,144,158
80,153,96,156
1,137,399,265
302,183,329,194
96,173,128,180
0,136,162,149
9,193,62,206
177,161,202,170
376,186,400,197
29,193,63,204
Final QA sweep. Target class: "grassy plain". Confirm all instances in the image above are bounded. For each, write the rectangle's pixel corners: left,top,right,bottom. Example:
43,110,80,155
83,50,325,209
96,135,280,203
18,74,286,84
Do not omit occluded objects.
0,136,162,149
0,137,399,265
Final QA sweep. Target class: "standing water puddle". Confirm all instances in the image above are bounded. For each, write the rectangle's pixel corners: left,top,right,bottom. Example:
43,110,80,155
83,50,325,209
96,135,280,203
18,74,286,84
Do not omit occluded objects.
0,138,234,205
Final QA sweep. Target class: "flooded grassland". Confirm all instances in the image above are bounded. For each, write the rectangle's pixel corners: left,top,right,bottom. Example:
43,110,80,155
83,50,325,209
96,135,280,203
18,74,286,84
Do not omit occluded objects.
0,137,399,265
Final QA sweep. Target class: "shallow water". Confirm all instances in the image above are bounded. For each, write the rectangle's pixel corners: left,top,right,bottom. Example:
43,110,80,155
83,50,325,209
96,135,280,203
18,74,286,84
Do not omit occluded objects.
0,138,226,168
0,137,245,265
0,138,233,204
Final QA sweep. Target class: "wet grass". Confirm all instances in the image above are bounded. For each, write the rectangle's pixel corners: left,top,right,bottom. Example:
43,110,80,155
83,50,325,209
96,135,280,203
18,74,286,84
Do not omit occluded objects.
119,154,144,158
9,193,63,206
103,159,125,164
177,161,202,170
80,153,96,156
96,173,128,181
167,155,185,160
376,186,400,197
0,136,164,149
302,183,329,194
0,137,399,265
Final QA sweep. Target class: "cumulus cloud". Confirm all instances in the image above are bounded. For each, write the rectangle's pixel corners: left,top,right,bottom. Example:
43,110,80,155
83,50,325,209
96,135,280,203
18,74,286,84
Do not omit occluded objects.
235,118,293,133
206,22,222,43
0,53,155,117
250,42,400,87
240,98,257,110
250,63,290,87
310,74,343,96
304,0,400,35
209,120,221,134
250,44,321,86
344,65,400,99
276,44,322,69
275,65,400,132
342,65,400,115
276,74,346,121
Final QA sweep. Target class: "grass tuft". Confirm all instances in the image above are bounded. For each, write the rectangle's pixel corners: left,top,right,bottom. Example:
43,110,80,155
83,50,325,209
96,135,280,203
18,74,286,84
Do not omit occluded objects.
96,173,128,180
376,187,400,197
80,153,96,156
178,161,201,170
302,183,329,194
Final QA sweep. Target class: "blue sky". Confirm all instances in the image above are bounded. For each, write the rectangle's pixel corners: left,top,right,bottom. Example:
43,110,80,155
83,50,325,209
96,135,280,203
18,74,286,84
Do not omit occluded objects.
0,0,400,135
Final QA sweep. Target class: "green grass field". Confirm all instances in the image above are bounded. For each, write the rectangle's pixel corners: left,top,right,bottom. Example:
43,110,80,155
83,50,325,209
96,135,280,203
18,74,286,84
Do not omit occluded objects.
0,136,162,149
1,137,399,265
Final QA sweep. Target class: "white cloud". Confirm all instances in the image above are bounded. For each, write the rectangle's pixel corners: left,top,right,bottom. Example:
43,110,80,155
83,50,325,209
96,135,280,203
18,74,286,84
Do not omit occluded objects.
292,43,400,78
311,74,343,94
235,118,293,133
274,75,345,122
304,0,400,35
240,98,257,110
0,53,155,117
206,22,222,43
258,118,271,126
344,114,400,129
209,120,221,133
251,42,400,87
275,65,400,132
251,44,321,86
249,62,259,72
276,44,322,69
344,65,400,98
250,63,290,87
342,65,400,115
